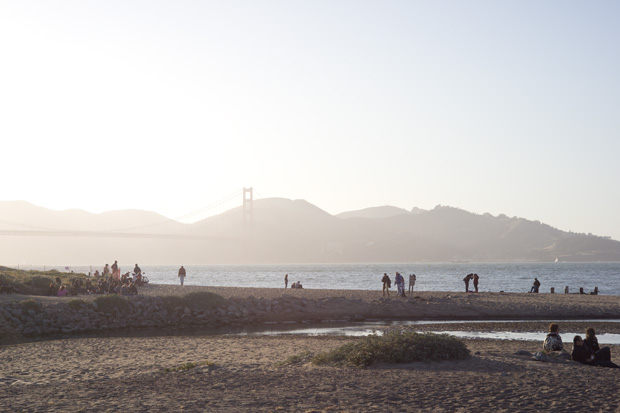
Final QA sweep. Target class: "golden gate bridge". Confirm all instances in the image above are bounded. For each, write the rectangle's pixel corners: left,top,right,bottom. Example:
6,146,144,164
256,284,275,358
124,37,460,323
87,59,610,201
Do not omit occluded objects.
0,188,257,241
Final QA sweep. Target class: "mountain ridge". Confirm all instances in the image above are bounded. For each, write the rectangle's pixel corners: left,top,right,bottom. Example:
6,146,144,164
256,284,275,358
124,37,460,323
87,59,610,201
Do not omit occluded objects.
0,199,618,264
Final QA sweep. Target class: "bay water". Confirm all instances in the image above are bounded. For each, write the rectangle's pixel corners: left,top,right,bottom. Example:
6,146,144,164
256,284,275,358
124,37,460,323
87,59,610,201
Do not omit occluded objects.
35,262,620,295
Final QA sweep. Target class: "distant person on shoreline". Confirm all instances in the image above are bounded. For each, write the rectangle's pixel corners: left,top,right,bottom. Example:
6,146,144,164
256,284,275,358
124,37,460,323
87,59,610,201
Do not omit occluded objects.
408,274,416,296
395,272,404,297
284,274,288,288
178,266,186,286
530,278,541,293
473,273,479,293
381,273,391,297
463,273,473,293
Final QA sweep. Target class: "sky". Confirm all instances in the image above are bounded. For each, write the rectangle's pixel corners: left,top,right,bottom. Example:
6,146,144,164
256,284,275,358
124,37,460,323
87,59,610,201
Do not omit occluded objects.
1,1,619,240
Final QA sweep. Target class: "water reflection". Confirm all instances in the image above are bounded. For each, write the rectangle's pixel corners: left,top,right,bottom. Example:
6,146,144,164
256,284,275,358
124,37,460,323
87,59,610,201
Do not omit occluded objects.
246,319,620,344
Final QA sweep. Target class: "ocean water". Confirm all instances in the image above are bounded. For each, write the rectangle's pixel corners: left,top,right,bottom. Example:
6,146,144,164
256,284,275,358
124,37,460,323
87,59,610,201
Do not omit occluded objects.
30,262,620,296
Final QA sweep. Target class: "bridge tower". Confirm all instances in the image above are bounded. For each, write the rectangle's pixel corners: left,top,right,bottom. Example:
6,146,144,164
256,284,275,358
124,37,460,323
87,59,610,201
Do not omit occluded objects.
243,187,253,227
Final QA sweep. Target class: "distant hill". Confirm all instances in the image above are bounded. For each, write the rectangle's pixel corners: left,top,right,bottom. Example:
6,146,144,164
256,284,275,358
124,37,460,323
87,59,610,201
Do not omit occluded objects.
337,205,413,219
0,199,619,264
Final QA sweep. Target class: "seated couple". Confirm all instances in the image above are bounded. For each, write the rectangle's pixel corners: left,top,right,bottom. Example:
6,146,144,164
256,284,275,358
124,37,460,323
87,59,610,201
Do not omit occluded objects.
543,323,618,368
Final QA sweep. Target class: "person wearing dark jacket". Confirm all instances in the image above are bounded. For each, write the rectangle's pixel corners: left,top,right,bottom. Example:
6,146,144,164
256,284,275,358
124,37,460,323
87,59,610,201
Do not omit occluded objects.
584,327,612,362
571,335,619,368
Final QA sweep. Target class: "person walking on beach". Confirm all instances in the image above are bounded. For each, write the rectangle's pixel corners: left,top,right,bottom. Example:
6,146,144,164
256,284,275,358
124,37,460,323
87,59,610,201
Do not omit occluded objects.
463,273,473,293
530,278,541,293
381,273,391,297
284,274,288,288
408,274,416,296
473,273,479,293
178,266,186,286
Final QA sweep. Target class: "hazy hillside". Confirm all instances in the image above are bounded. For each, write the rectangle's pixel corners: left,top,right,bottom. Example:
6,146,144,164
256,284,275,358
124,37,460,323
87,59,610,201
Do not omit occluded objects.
0,199,619,264
337,206,412,219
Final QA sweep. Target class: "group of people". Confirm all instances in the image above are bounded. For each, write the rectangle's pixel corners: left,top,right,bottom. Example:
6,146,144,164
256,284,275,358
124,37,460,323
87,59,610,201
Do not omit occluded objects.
283,274,303,289
51,261,150,298
49,275,139,297
543,323,619,369
381,272,416,297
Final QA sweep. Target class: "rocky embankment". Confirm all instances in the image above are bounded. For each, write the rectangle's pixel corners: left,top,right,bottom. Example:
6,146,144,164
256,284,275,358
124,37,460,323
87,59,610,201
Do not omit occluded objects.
1,284,619,342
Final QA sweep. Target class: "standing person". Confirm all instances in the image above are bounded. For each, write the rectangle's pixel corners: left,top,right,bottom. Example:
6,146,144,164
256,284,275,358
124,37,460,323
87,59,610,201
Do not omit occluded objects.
381,273,391,297
111,260,120,282
103,264,110,277
463,273,473,293
394,272,403,296
530,278,541,293
408,274,416,296
473,273,479,293
133,263,142,277
284,274,288,288
178,266,186,286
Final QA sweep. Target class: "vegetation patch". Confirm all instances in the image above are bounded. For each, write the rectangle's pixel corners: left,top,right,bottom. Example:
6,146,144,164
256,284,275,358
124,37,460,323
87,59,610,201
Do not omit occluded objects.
19,299,43,313
160,292,226,313
67,299,90,311
0,267,88,295
312,332,470,368
160,295,187,313
275,351,314,367
183,291,226,311
93,295,130,314
163,360,213,372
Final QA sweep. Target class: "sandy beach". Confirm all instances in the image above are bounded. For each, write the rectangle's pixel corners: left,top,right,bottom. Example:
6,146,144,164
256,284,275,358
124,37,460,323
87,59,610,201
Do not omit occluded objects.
2,286,620,412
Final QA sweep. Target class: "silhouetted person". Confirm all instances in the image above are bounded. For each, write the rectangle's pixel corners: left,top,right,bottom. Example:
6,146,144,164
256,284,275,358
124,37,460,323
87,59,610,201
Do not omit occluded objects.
463,273,473,292
178,266,186,286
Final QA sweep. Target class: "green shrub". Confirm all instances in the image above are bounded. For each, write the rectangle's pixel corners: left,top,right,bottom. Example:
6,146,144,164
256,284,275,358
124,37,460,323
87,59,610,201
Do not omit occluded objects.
94,295,130,314
183,291,226,311
161,295,187,313
275,351,314,367
163,361,213,372
312,332,470,368
29,276,55,295
67,299,89,311
19,299,43,313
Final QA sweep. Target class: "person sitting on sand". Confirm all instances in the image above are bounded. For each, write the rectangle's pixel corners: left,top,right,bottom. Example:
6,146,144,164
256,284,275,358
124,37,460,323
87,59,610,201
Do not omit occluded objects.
543,323,564,352
57,285,69,297
571,335,620,369
584,327,612,362
530,278,541,293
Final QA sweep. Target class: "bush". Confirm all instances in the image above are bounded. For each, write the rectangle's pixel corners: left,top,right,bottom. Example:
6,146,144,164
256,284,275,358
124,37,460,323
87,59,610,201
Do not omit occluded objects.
161,295,187,313
30,276,54,295
19,299,43,313
94,295,130,314
67,299,89,311
163,361,213,373
183,291,226,311
312,332,470,368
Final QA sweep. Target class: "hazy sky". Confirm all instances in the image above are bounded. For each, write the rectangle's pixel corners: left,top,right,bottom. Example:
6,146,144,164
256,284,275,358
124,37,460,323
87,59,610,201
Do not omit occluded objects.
1,1,619,240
